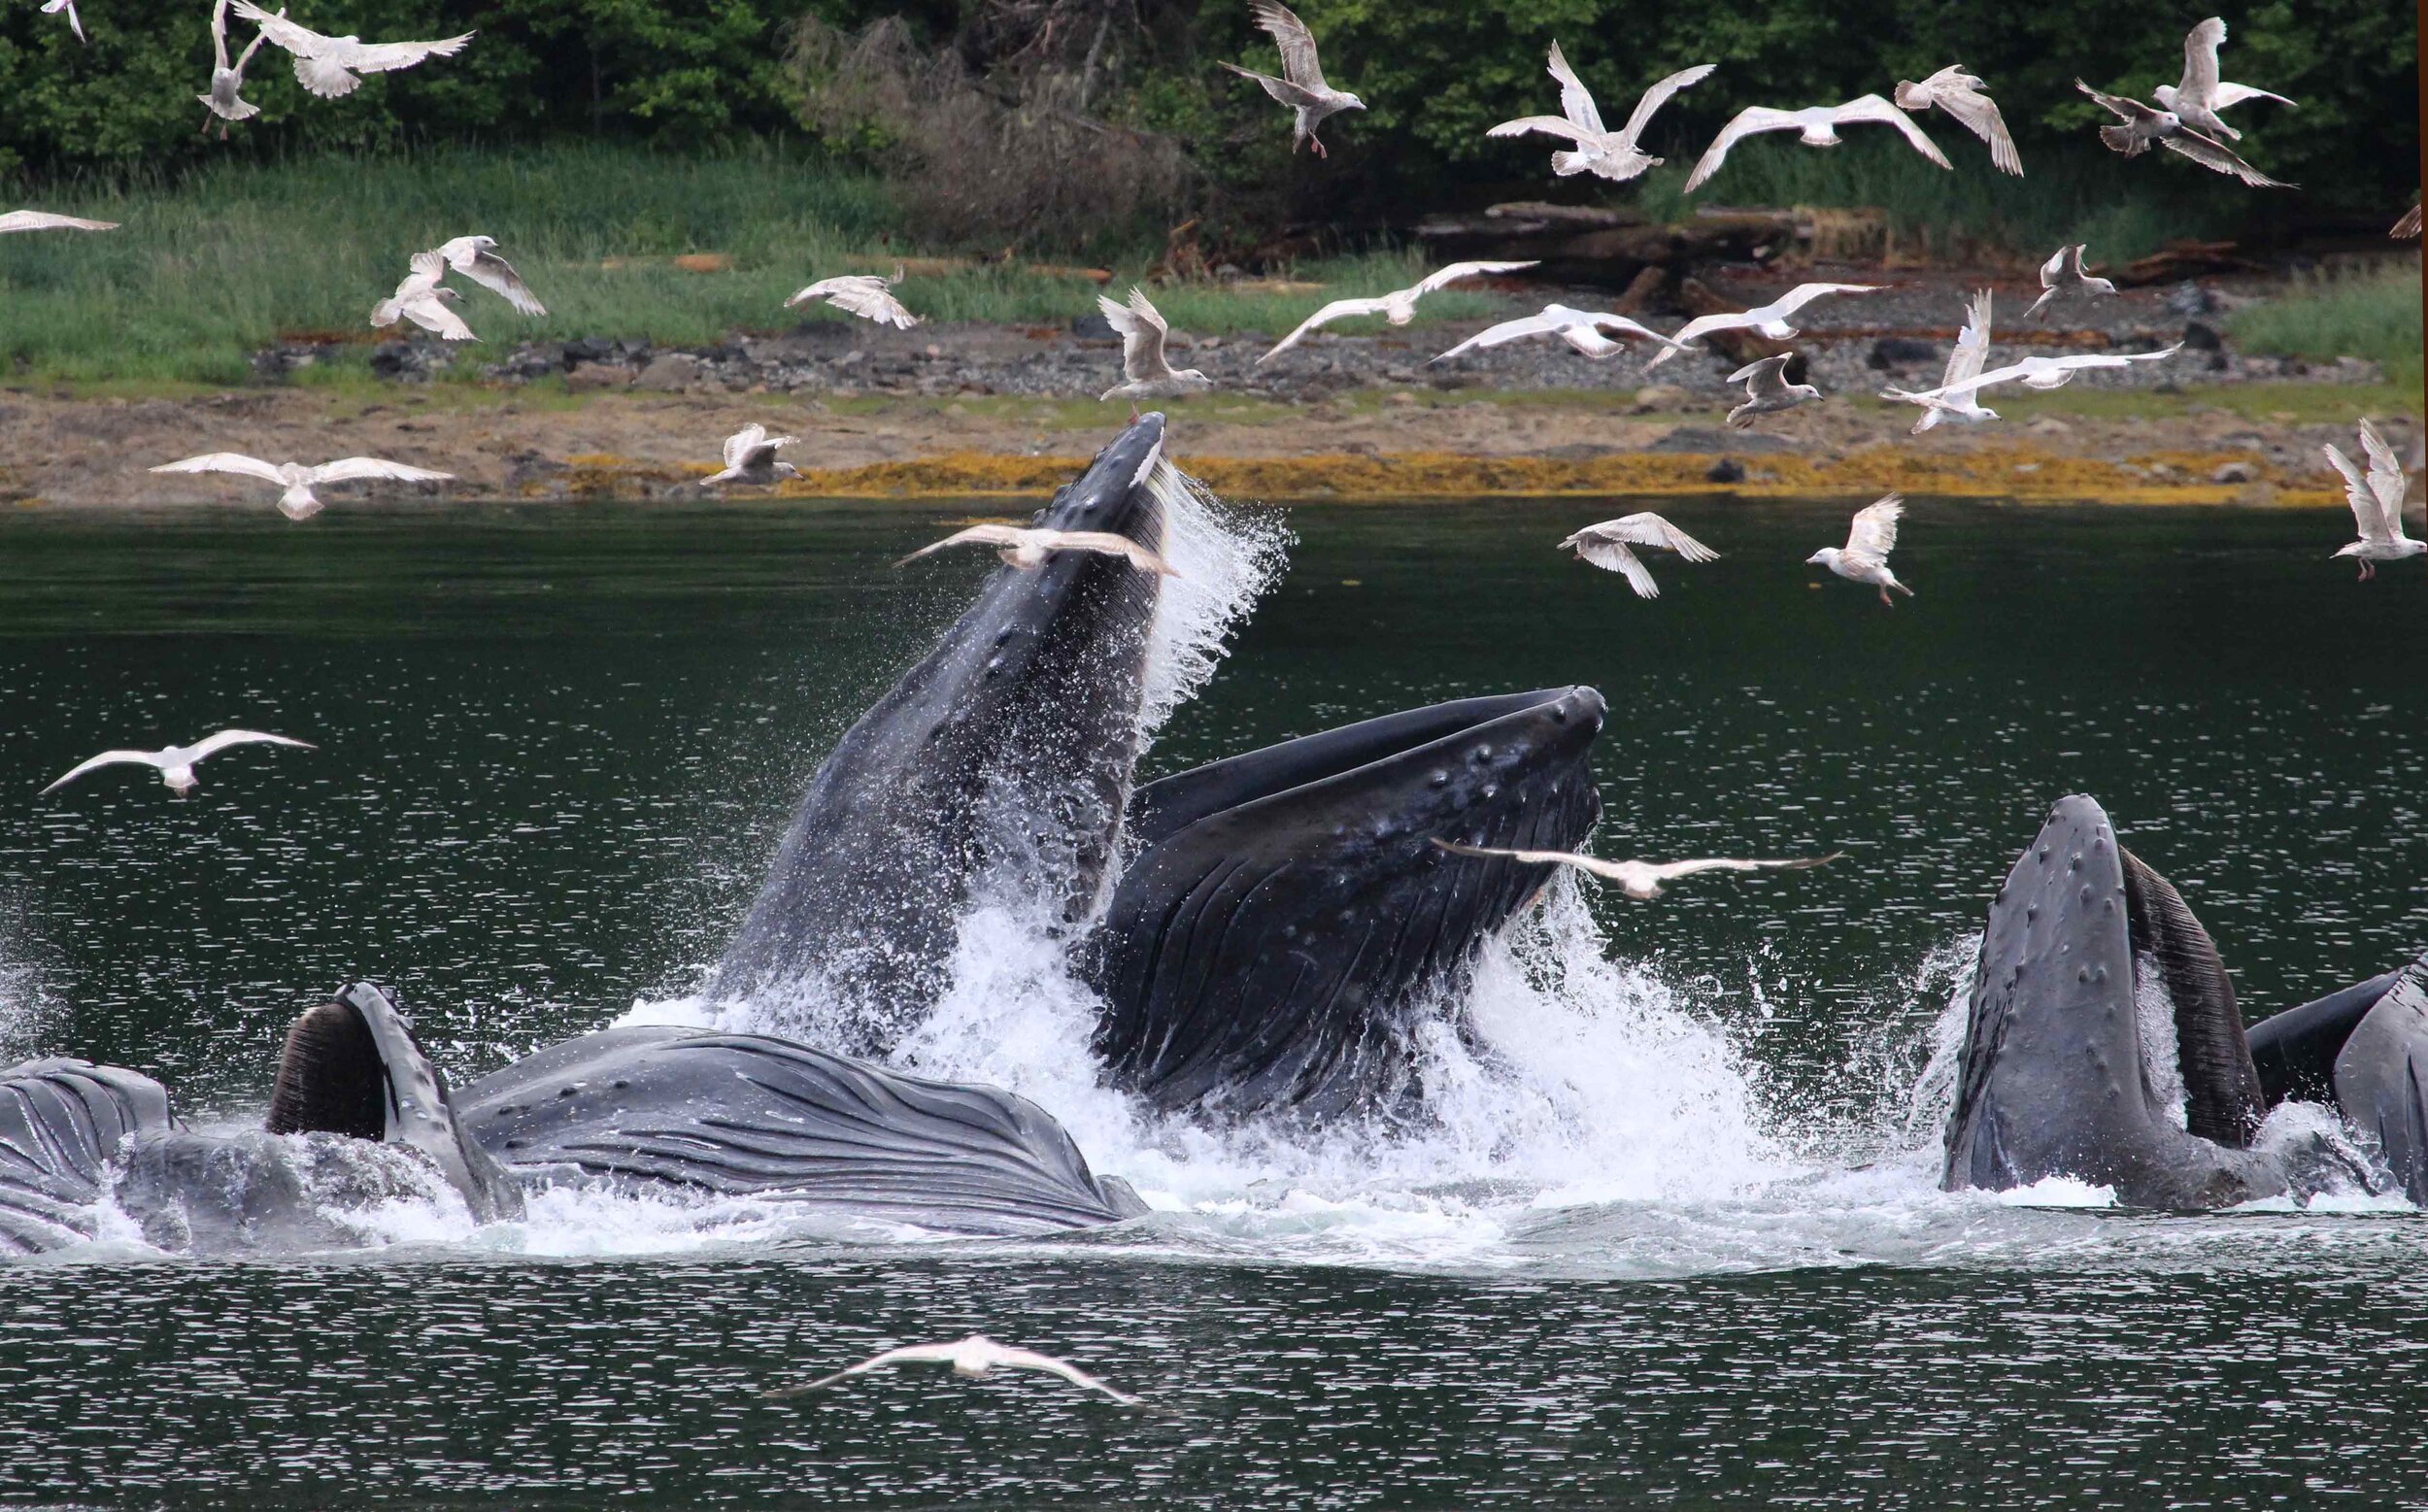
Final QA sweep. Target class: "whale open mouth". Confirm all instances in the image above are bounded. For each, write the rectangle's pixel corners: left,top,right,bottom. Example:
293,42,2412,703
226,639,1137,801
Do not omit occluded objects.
1942,794,2281,1208
1087,686,1607,1124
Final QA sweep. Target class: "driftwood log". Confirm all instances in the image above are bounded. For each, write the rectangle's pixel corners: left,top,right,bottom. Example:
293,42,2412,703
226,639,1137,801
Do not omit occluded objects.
2113,240,2265,286
1415,204,1802,288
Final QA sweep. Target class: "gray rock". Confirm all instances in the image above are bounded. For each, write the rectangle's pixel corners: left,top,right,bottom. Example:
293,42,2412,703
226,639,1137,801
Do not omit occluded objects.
1705,456,1746,484
1649,425,1794,455
1868,337,1939,369
2211,460,2256,484
634,353,703,392
1070,311,1118,340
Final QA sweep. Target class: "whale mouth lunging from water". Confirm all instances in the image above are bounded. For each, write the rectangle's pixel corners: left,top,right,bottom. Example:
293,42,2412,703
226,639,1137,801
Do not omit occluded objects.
1943,793,2426,1210
0,414,1606,1253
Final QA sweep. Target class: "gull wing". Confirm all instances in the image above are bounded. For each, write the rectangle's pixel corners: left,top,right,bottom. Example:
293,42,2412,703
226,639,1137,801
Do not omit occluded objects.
1683,107,1806,192
1575,511,1720,563
42,751,163,794
2179,17,2225,102
1665,309,1750,349
990,1346,1143,1406
1765,282,1881,319
1410,259,1537,297
1941,288,1992,389
762,1343,963,1400
2209,82,2295,111
822,277,918,329
1619,63,1717,145
1257,297,1389,363
210,0,234,69
1029,530,1179,575
401,296,478,341
150,453,289,485
306,457,454,485
229,0,325,55
1581,312,1687,351
1845,494,1904,558
187,729,313,759
0,210,118,233
1729,353,1794,395
2026,248,2067,319
895,522,1024,565
1568,537,1658,597
2074,79,2151,124
1645,854,1844,883
2158,127,2291,187
1430,310,1562,363
1218,61,1321,109
1249,0,1329,93
2398,205,2423,239
1486,116,1598,144
456,244,546,316
1930,74,2021,174
722,424,767,468
2357,420,2407,515
1542,41,1605,135
1834,94,1951,169
2323,445,2394,542
1099,288,1172,381
329,31,475,75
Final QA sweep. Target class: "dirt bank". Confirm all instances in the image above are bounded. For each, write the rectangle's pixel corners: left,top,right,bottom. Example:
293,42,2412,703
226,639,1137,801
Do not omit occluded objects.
1,376,2416,512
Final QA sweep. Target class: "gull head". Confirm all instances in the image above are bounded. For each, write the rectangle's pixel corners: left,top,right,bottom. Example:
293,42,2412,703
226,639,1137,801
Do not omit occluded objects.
2152,84,2178,110
1805,548,1838,568
2154,109,2182,132
1787,382,1821,403
1176,369,1213,389
1340,93,1366,112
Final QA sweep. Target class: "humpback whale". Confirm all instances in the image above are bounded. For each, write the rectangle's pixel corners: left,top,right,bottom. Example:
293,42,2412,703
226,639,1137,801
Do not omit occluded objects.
1942,794,2424,1209
1,420,1621,1254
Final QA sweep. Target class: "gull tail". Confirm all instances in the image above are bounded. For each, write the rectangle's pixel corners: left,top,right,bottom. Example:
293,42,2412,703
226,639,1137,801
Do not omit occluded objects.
1550,150,1590,177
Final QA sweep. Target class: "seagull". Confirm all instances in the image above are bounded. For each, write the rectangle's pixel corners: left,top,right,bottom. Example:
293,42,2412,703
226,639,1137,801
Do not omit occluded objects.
1887,343,2184,419
42,731,314,797
1556,513,1718,599
1726,354,1818,429
1644,283,1880,369
703,424,800,487
150,454,454,521
1098,287,1211,408
2324,420,2423,581
231,0,474,98
0,210,117,234
42,0,83,44
2023,244,2114,320
371,252,476,341
1892,65,2022,175
762,1335,1141,1407
2154,18,2296,142
1257,260,1538,364
1486,46,1715,183
1433,839,1841,902
1684,97,1950,193
199,0,275,138
1885,289,1994,435
2075,80,2289,188
1429,304,1688,364
431,236,545,316
1220,0,1362,158
784,267,918,329
2395,204,2421,239
898,523,1175,576
1808,494,1911,607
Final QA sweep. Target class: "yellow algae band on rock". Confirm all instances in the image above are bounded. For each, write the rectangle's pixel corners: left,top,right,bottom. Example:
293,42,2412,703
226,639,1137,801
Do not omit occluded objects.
691,448,2346,507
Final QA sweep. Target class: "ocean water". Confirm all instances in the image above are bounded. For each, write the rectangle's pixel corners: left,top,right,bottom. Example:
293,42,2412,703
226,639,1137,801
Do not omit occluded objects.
0,484,2420,1506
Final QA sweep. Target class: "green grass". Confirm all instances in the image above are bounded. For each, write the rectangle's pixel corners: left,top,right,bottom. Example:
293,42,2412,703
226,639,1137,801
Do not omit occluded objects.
0,143,1507,385
1628,137,2238,265
2227,264,2424,387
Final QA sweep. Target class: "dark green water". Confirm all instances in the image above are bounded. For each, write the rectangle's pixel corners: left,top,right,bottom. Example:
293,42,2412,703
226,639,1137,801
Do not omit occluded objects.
0,494,2421,1506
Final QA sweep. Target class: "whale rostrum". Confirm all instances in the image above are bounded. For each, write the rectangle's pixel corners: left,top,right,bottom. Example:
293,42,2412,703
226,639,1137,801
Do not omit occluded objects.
1943,793,2423,1210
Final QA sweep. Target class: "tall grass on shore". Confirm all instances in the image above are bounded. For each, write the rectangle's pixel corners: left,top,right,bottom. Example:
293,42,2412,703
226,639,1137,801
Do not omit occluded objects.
1629,137,2238,267
2226,263,2423,387
0,143,1504,385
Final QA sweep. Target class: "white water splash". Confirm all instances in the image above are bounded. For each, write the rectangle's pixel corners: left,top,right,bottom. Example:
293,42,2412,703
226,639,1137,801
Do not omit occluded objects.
1135,457,1289,749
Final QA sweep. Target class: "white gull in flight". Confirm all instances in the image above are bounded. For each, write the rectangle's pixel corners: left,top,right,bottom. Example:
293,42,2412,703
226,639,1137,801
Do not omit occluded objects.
1893,65,2021,175
704,424,799,487
232,0,473,97
149,453,453,520
1685,96,1950,192
1487,46,1715,183
1098,287,1212,407
1433,839,1841,901
1220,0,1362,158
1556,513,1718,599
1430,304,1687,364
2076,79,2289,188
2324,420,2422,581
785,267,917,329
2155,18,2296,142
762,1335,1142,1406
1644,282,1879,370
44,730,314,797
898,523,1175,576
1808,494,1911,607
2024,244,2114,320
1257,260,1537,364
1725,353,1817,429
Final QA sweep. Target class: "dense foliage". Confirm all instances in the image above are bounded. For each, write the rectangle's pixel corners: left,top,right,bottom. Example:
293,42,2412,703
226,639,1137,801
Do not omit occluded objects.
0,0,2412,243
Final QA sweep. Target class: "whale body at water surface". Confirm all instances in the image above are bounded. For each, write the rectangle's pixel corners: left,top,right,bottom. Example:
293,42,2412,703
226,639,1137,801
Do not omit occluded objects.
1943,793,2426,1209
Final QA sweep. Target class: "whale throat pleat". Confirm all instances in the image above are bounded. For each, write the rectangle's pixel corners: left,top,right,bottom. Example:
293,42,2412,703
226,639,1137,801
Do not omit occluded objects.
2120,847,2267,1150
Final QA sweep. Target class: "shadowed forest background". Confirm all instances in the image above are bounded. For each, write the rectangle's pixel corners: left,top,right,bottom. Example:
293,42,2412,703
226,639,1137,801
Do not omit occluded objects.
0,0,2414,257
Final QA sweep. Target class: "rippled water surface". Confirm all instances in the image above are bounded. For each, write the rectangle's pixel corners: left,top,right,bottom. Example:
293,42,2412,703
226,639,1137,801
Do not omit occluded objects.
0,491,2421,1506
